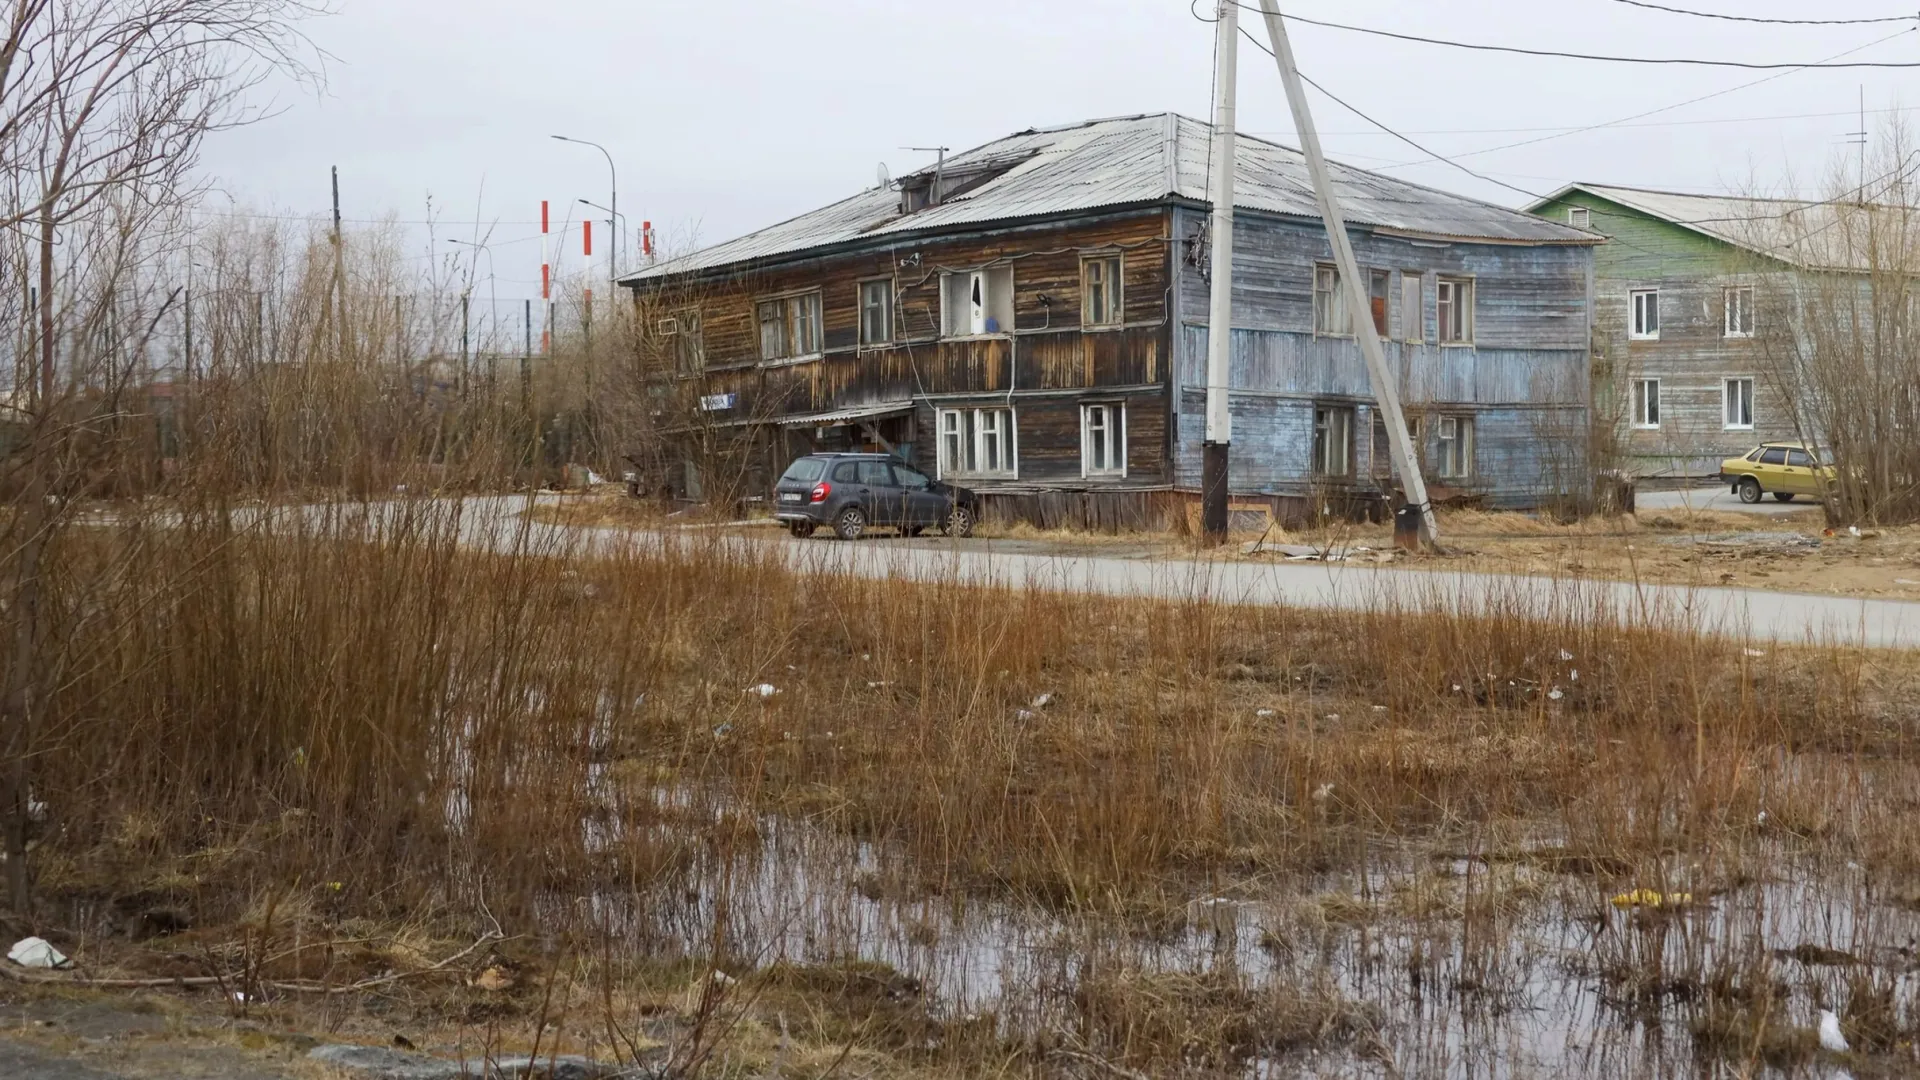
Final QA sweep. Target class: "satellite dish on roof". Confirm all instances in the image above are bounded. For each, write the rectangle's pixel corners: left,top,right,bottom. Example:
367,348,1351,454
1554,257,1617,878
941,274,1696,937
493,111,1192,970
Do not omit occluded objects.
876,162,891,189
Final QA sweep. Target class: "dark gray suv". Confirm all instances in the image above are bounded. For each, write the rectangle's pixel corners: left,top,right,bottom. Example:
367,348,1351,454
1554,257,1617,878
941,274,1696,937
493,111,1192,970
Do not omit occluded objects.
772,453,977,540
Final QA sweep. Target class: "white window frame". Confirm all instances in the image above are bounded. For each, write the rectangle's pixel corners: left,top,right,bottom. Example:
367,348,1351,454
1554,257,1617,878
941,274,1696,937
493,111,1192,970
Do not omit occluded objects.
1630,289,1660,341
1313,264,1350,336
1722,376,1755,431
941,267,1014,338
1568,207,1591,229
1725,285,1755,339
1312,404,1354,477
757,290,823,361
1631,377,1661,429
1400,271,1424,343
935,407,1018,479
1080,402,1127,478
858,278,894,347
1437,414,1475,479
1436,276,1474,345
1082,254,1123,329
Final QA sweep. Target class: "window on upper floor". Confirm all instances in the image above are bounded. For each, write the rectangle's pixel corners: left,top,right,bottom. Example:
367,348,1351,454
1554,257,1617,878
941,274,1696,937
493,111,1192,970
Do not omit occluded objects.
1314,265,1350,336
941,267,1014,337
1082,254,1123,327
757,291,823,361
1436,276,1474,344
1568,207,1591,229
859,279,894,346
1400,271,1424,342
1369,269,1391,337
658,308,703,375
1725,286,1755,338
1630,289,1660,341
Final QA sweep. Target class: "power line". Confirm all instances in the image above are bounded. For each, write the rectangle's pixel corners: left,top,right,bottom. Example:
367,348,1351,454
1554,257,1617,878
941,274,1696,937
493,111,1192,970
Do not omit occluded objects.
1263,8,1920,68
1294,69,1545,200
1606,0,1916,26
1368,27,1917,169
1220,17,1547,200
1260,104,1920,140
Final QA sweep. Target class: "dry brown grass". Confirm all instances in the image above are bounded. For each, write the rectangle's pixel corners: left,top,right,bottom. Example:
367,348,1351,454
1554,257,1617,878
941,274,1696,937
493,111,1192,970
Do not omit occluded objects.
7,495,1920,1075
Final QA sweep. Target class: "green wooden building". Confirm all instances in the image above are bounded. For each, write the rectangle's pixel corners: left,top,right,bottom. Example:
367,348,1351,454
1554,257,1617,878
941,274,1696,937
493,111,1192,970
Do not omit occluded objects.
1526,183,1810,480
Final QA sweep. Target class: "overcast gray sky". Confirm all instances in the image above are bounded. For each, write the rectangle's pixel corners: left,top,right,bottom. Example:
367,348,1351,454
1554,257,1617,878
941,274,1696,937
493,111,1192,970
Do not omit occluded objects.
197,0,1920,314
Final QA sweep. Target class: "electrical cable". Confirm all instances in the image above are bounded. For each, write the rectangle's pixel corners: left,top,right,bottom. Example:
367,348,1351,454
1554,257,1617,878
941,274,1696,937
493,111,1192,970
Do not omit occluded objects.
1219,17,1549,199
1370,27,1917,168
1240,5,1920,68
1606,0,1916,26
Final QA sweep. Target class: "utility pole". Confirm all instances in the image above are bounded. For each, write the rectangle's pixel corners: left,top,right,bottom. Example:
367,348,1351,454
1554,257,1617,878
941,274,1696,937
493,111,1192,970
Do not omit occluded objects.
182,288,193,383
1201,0,1239,542
522,298,532,418
1257,0,1437,549
330,166,348,363
460,293,470,398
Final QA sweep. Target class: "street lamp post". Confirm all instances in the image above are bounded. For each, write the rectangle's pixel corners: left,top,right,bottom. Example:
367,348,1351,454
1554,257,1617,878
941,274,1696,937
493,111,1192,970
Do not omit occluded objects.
552,135,617,288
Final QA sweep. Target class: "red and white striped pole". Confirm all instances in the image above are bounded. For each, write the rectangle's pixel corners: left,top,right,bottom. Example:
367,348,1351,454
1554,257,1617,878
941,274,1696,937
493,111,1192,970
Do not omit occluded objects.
540,199,551,353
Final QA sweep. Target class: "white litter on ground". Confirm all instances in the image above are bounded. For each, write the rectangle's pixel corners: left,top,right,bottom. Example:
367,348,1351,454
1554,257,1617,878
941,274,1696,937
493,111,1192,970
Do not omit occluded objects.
8,937,70,969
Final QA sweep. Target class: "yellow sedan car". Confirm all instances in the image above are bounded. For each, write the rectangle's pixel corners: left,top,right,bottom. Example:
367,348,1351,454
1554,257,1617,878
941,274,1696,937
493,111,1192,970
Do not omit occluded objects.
1718,442,1829,504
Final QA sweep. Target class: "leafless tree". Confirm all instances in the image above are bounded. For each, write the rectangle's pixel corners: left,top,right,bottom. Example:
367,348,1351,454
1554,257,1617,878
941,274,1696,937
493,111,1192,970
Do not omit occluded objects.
1744,116,1920,524
0,0,322,913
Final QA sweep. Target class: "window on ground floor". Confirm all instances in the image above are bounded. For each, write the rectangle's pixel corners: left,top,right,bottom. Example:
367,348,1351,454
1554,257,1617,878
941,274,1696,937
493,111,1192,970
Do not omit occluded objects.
1631,378,1660,429
1080,402,1126,477
1313,404,1354,477
1370,411,1423,477
937,407,1017,478
1438,415,1475,479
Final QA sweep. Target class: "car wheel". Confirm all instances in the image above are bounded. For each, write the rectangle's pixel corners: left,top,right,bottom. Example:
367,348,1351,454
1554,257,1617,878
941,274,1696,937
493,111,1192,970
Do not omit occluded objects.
1773,493,1795,503
1737,476,1763,504
833,506,866,541
788,521,815,539
943,504,975,538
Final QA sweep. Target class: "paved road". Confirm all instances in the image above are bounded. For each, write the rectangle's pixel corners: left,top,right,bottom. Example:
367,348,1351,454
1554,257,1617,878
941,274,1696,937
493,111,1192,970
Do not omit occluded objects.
1635,484,1815,517
403,495,1920,650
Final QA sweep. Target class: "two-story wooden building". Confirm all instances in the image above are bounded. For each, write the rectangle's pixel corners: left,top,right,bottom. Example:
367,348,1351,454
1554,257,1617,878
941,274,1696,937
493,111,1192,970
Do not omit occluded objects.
622,113,1598,526
1525,183,1839,480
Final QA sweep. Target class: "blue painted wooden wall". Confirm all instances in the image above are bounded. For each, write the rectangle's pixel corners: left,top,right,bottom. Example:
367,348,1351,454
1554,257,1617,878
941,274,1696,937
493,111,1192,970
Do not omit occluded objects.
1169,206,1594,505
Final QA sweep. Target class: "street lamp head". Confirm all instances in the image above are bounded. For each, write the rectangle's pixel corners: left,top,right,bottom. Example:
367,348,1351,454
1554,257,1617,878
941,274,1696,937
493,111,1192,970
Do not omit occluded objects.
551,134,571,142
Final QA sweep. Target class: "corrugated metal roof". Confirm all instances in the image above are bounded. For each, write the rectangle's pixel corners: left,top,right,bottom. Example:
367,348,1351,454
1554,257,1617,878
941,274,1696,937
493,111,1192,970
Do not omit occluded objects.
1534,183,1901,272
626,113,1593,284
775,401,914,427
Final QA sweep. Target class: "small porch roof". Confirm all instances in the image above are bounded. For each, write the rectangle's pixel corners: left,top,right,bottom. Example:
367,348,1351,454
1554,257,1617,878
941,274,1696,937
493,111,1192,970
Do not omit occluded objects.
775,401,914,428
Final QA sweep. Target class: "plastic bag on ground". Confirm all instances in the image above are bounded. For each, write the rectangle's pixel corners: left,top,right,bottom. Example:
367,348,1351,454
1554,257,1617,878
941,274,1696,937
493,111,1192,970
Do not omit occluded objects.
8,936,71,969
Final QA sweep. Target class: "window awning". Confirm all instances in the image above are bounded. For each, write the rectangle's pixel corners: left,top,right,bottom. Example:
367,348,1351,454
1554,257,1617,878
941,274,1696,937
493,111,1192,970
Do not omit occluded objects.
775,401,914,428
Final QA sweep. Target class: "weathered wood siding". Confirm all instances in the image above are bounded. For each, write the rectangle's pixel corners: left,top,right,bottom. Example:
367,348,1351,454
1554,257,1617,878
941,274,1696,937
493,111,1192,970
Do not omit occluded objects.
1168,206,1593,504
1533,192,1798,478
630,210,1176,488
